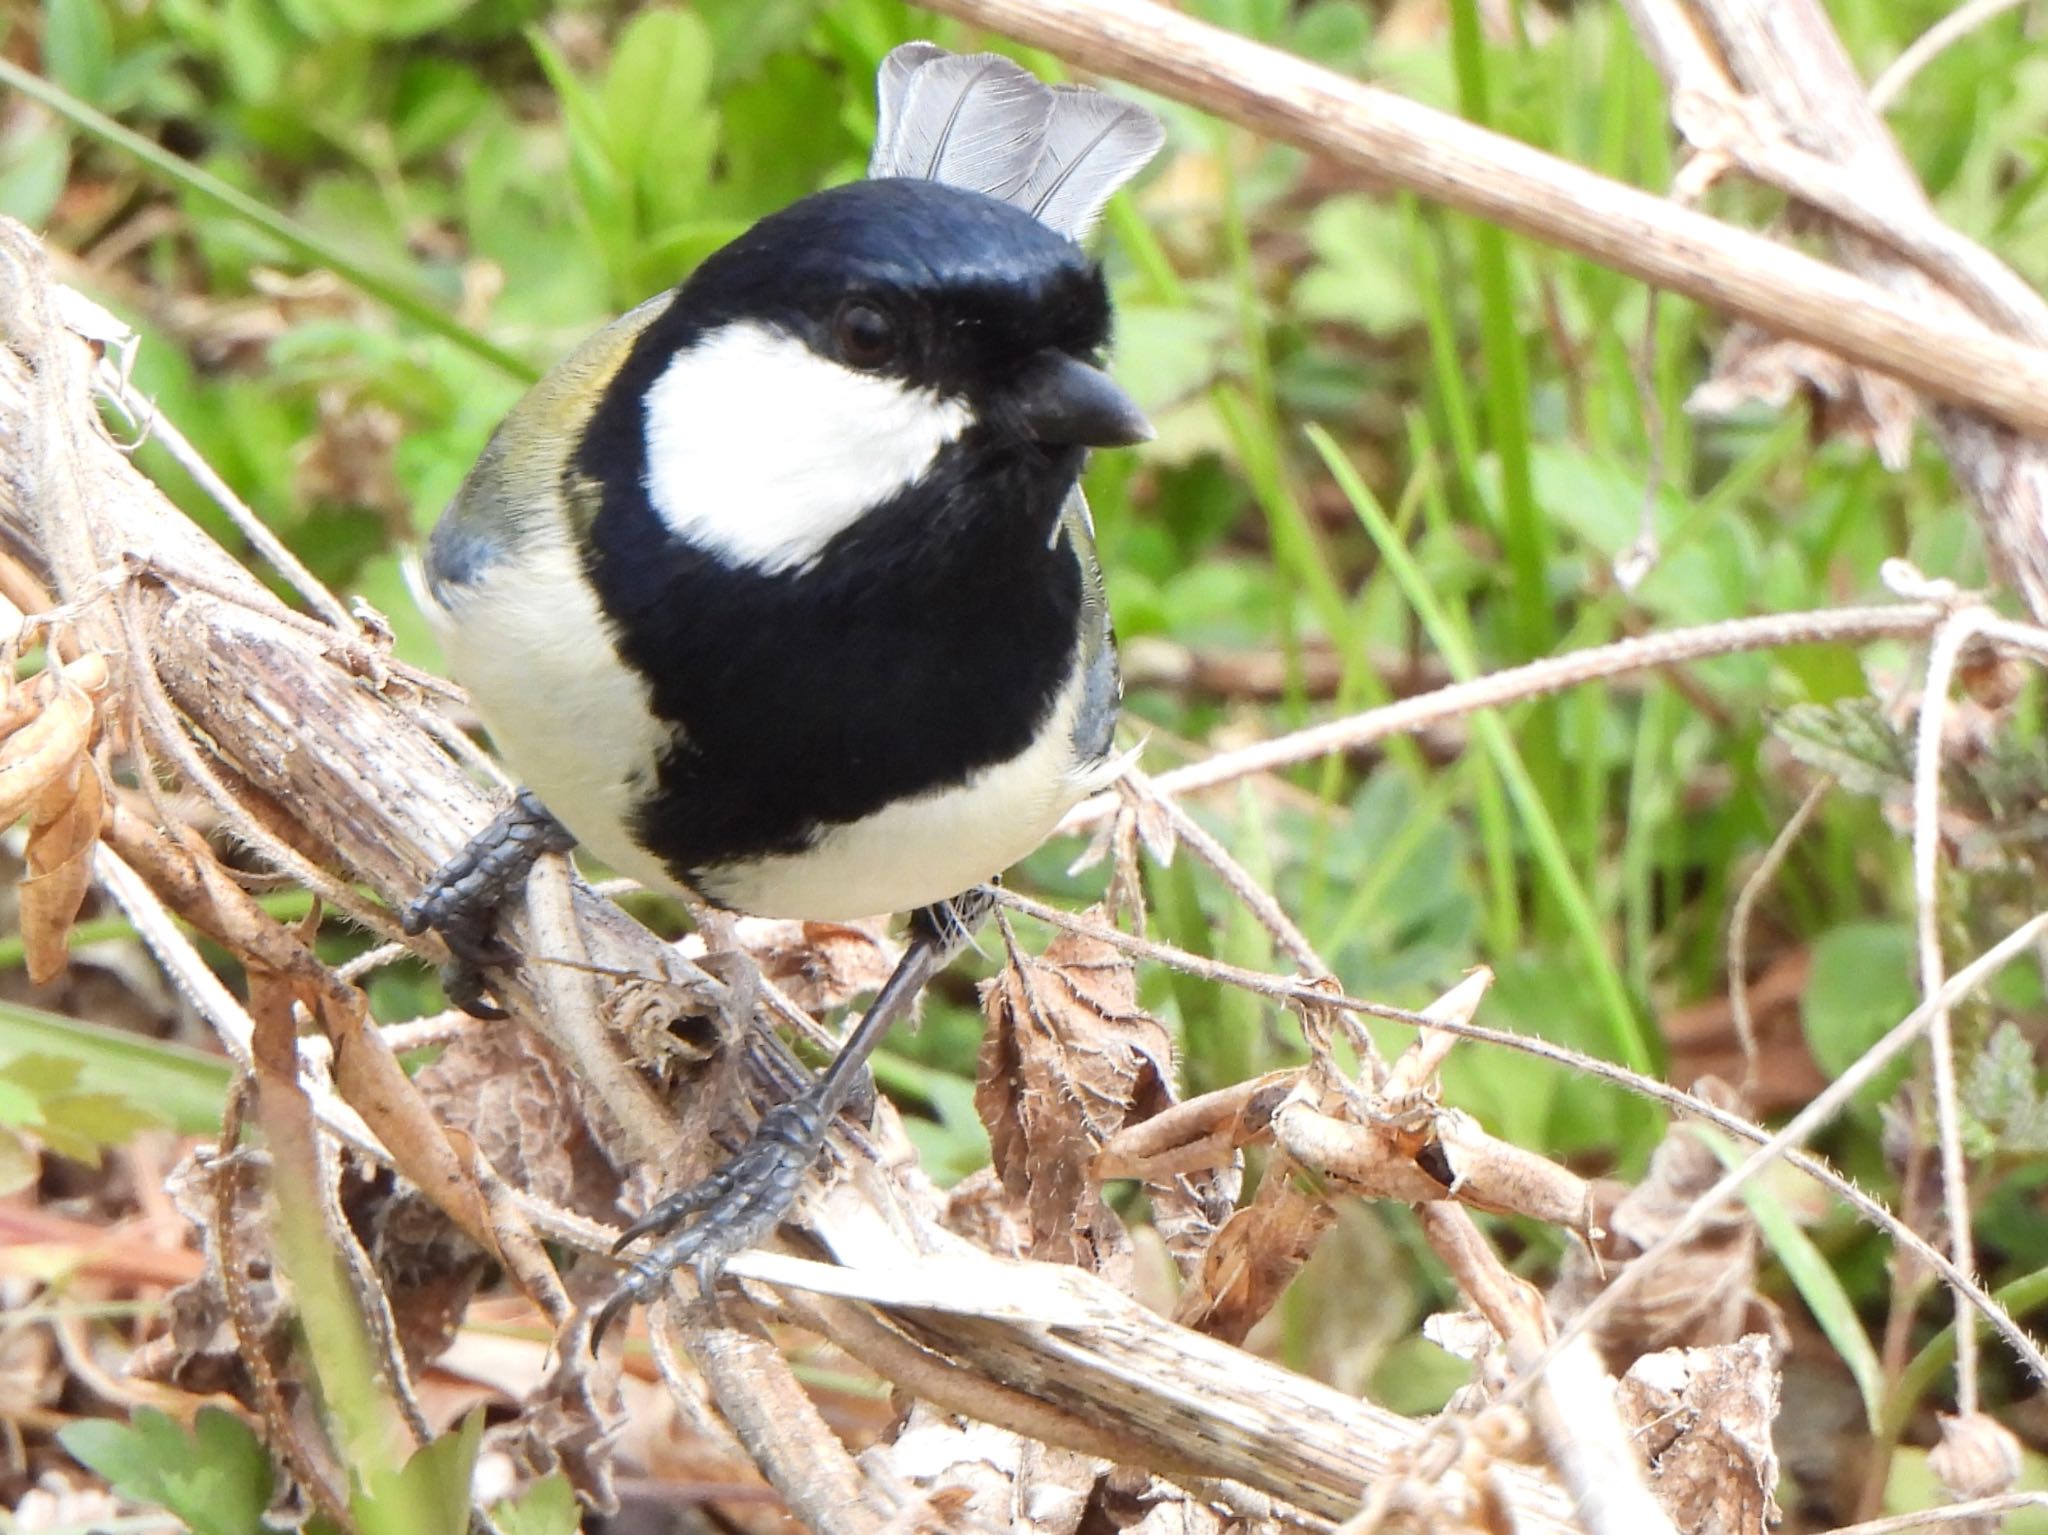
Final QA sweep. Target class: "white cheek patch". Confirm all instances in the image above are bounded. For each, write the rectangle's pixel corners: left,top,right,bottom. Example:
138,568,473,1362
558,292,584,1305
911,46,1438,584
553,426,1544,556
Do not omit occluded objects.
641,320,972,575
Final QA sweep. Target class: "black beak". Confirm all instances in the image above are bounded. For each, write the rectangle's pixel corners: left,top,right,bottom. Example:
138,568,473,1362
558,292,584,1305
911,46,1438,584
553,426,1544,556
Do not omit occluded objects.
1012,350,1153,448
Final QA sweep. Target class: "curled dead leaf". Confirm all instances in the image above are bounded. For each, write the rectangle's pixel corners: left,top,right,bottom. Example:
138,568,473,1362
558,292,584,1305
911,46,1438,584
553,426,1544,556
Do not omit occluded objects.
0,658,106,827
1170,1155,1332,1343
1093,1070,1295,1181
1688,323,1917,470
748,917,900,1014
21,749,106,983
1616,1335,1781,1535
1551,1085,1783,1369
976,921,1186,1277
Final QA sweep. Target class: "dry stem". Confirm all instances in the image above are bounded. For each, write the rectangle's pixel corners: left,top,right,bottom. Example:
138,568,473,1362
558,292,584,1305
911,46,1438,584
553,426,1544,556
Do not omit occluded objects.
915,0,2048,449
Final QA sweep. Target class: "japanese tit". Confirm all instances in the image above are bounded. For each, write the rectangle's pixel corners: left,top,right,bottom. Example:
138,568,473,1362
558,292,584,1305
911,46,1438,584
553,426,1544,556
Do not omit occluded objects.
416,44,1162,933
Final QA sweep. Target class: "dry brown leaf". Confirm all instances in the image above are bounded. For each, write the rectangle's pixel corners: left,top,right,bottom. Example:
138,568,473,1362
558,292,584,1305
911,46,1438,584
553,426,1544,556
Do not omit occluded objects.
1084,1470,1233,1534
1170,1153,1332,1344
0,655,112,982
21,748,105,982
1550,1084,1784,1370
0,650,107,830
133,1149,288,1403
1615,1335,1781,1535
1688,322,1917,470
734,916,901,1015
976,921,1180,1276
109,811,566,1327
413,1022,624,1226
870,1407,1085,1534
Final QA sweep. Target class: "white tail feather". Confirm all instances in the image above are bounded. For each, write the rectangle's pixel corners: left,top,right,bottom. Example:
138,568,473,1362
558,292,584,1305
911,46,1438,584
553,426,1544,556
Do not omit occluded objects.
869,43,1162,241
1021,85,1166,240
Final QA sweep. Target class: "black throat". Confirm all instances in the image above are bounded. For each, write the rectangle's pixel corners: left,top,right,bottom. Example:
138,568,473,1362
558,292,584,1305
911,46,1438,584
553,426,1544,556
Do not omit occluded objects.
575,325,1090,890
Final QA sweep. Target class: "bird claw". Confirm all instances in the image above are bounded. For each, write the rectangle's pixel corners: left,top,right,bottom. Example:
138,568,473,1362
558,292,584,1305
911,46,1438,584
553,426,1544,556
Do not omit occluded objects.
404,788,575,1018
589,1094,830,1349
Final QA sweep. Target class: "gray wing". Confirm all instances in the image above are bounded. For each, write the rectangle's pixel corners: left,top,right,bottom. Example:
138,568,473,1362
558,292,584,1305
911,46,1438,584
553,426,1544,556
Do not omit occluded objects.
1059,488,1121,769
869,43,1162,241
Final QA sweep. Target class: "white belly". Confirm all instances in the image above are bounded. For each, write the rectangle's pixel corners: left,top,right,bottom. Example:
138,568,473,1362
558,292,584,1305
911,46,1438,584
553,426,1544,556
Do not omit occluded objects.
424,540,689,900
693,664,1104,919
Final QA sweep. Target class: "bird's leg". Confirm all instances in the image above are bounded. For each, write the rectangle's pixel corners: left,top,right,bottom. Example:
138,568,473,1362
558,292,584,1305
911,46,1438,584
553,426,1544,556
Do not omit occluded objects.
590,888,994,1344
402,788,577,1019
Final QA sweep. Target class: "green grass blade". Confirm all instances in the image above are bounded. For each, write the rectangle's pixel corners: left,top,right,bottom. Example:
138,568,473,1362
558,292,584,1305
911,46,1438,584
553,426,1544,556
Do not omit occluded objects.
0,57,536,383
1883,1264,2048,1449
1309,423,1654,1074
1707,1133,1884,1429
1447,0,1550,666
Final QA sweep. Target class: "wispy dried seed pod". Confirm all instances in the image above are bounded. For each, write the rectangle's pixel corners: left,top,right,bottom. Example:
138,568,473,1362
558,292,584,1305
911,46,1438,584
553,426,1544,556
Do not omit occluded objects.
1929,1411,2022,1514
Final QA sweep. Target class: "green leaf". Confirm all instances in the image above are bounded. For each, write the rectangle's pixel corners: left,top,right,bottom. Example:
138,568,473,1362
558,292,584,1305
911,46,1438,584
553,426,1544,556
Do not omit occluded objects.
38,1090,164,1165
58,1405,269,1533
0,1077,42,1128
0,1052,83,1097
391,59,490,163
492,1473,581,1535
0,1130,37,1195
358,1407,485,1535
60,1415,175,1507
528,24,630,257
1802,923,1918,1102
0,120,72,224
603,7,719,236
1295,196,1423,334
1706,1133,1884,1428
0,1001,229,1135
1773,699,1912,801
1962,1021,2048,1156
42,0,113,103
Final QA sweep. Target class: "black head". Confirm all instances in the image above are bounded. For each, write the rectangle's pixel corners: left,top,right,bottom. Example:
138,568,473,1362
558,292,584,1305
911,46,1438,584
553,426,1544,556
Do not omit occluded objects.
673,177,1118,425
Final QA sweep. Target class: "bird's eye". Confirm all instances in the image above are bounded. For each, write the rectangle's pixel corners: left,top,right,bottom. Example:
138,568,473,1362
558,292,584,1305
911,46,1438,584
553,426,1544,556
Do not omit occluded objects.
833,301,896,370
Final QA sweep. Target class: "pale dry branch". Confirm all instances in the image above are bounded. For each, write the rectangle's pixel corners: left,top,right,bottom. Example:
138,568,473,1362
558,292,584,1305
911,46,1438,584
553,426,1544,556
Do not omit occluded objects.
1060,604,1944,831
1869,0,2034,112
1632,0,2048,608
1911,610,1990,1414
1533,906,2048,1392
913,0,2048,454
1823,1491,2048,1535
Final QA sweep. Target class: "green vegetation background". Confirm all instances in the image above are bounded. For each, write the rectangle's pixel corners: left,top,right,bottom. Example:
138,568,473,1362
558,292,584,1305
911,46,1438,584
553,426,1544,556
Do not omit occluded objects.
9,0,2048,1524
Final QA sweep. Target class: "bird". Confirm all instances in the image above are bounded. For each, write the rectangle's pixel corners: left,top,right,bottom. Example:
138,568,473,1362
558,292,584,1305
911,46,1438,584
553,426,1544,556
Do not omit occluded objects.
404,43,1164,1336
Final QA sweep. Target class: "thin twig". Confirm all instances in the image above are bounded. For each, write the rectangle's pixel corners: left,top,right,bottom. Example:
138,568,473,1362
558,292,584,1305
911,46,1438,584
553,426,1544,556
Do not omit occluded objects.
1126,766,1329,978
1868,0,2034,112
1061,604,1944,831
999,888,2040,1378
1726,781,1830,1100
1822,1490,2048,1535
1912,609,1987,1414
89,352,357,632
1523,907,2048,1394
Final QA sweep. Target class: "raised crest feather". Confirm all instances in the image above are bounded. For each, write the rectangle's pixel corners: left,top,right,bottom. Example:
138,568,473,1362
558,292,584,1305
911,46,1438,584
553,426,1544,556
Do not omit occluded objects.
869,43,1163,241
